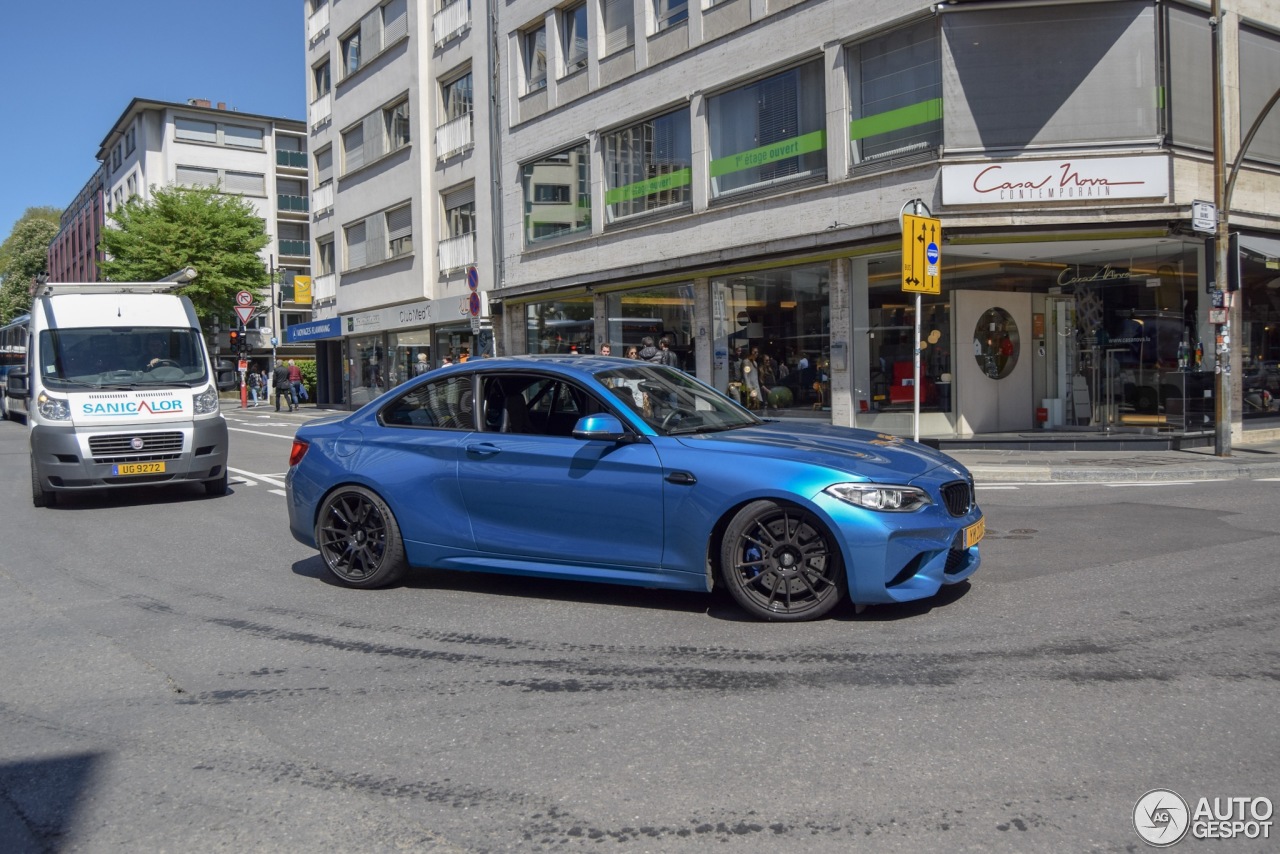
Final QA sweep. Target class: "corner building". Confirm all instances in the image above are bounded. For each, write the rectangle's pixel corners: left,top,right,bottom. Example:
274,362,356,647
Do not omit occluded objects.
490,0,1280,441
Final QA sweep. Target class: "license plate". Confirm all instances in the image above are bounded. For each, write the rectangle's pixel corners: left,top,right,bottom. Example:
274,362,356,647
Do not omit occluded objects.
963,517,985,548
113,462,166,476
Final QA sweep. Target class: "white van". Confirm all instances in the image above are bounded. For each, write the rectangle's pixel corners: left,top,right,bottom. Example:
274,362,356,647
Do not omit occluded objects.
5,280,229,507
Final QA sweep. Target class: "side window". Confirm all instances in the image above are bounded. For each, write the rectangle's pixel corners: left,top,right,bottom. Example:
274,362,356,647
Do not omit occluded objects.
480,374,595,436
381,375,473,429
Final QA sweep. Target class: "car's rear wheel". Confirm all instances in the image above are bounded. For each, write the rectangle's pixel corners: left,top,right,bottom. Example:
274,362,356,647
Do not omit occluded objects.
720,500,845,621
316,486,406,588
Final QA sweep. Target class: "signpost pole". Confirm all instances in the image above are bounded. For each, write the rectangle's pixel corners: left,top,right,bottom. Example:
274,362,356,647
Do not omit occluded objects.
900,200,941,444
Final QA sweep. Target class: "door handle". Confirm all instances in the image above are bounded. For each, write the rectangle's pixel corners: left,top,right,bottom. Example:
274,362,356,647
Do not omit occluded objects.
665,470,696,485
465,442,502,456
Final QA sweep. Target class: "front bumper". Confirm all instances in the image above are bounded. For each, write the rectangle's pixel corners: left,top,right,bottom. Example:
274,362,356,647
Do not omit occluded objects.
31,417,229,492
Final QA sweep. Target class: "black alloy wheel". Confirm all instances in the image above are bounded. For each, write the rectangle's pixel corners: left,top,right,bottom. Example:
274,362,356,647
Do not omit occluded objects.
720,500,846,621
316,486,407,588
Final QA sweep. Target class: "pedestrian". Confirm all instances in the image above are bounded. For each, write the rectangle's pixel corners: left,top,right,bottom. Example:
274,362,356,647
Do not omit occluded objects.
287,360,304,409
656,338,678,368
637,336,660,363
414,352,431,376
272,361,292,412
247,363,262,406
625,346,639,359
599,343,612,356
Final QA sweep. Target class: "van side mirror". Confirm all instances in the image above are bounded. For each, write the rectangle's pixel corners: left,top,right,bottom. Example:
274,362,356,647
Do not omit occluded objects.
6,368,28,400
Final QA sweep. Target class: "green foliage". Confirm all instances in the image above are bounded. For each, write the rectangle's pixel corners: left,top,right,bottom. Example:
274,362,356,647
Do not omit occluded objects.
98,184,270,327
297,359,317,400
0,207,61,322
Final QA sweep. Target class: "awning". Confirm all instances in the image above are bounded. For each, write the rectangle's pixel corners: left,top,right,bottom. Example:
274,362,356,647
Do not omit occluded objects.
1238,233,1280,262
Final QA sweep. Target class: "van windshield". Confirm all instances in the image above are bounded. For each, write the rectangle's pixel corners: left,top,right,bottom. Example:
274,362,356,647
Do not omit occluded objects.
38,327,211,390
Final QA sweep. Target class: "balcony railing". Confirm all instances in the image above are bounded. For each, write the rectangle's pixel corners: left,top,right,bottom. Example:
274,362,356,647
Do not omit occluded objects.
278,194,310,213
312,272,336,304
310,93,332,129
277,150,308,169
311,183,334,217
438,232,476,273
307,3,330,42
435,114,474,160
278,239,309,257
433,0,470,47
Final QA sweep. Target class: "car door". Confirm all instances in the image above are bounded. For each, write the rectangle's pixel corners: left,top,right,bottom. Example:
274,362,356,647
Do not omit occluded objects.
457,372,667,572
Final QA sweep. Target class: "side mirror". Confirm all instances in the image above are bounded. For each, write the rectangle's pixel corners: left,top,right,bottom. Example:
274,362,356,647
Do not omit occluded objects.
572,413,634,442
6,368,28,400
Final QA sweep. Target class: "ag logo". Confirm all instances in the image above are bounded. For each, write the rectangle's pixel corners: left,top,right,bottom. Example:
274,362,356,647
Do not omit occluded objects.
1134,789,1190,847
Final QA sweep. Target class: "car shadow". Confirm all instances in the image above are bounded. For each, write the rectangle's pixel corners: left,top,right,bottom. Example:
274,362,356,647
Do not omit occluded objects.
33,483,233,510
290,558,973,622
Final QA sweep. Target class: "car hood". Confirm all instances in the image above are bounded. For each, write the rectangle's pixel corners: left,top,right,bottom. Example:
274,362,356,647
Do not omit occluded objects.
673,421,969,482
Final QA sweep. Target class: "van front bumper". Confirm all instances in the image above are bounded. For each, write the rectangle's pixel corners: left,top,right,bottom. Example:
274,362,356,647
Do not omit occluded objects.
30,417,229,492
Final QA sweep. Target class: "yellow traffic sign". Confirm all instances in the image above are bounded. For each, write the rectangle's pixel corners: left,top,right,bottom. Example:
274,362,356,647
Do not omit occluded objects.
293,275,312,304
902,214,942,294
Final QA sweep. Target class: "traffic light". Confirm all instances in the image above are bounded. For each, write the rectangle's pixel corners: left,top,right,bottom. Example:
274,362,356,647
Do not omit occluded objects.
229,330,241,350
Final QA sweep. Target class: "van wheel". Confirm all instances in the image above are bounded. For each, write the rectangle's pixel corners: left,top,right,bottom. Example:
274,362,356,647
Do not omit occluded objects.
31,458,56,508
204,470,229,496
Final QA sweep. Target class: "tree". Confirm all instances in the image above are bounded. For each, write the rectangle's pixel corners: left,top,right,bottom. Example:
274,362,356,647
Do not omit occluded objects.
98,184,271,326
0,207,61,322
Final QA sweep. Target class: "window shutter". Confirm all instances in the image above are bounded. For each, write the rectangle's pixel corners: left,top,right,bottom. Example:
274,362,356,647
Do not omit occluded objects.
364,112,385,162
175,118,217,144
344,124,365,172
175,165,218,187
346,221,367,269
365,212,387,265
603,0,633,55
383,0,407,43
386,205,412,241
223,171,265,195
224,124,264,149
361,7,383,57
316,147,334,184
443,184,475,210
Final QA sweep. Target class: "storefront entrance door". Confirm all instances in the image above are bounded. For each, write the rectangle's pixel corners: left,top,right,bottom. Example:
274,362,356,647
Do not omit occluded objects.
954,291,1033,434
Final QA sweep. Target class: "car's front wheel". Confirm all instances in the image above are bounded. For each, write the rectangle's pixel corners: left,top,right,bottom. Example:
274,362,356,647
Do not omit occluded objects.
720,500,846,621
316,486,407,588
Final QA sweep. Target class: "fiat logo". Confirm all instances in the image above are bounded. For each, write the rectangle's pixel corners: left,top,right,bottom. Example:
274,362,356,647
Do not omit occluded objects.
130,437,145,451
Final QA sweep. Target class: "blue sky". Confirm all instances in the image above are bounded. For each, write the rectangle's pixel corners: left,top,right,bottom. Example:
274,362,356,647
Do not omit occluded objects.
0,0,305,240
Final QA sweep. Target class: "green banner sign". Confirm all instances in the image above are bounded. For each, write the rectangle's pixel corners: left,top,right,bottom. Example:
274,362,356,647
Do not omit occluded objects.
709,130,826,179
605,168,692,206
849,98,942,142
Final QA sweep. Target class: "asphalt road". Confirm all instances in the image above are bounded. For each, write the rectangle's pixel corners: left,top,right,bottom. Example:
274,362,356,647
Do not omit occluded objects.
1,409,1277,852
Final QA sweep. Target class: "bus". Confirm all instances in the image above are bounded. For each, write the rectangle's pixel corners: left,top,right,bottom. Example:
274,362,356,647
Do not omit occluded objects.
0,313,30,421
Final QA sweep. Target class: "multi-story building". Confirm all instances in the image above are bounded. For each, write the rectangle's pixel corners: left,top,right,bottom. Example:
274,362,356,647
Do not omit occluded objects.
53,97,312,367
47,167,105,284
307,0,1280,442
302,0,495,407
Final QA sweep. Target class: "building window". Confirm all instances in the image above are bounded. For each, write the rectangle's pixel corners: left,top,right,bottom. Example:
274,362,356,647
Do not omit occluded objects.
344,221,367,270
604,109,691,222
342,123,365,173
654,0,686,31
175,165,219,188
602,0,633,55
387,204,413,258
342,29,362,76
383,0,408,42
534,185,570,203
315,146,334,187
522,141,591,245
316,235,335,275
125,126,136,155
444,186,476,238
847,19,941,167
442,71,473,122
175,118,218,144
224,124,264,149
223,171,266,195
313,59,332,101
562,3,588,73
708,60,827,199
524,24,548,92
385,100,411,153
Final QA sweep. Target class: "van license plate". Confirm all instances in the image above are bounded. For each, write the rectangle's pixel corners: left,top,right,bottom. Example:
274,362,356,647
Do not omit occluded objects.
963,517,985,548
114,462,166,476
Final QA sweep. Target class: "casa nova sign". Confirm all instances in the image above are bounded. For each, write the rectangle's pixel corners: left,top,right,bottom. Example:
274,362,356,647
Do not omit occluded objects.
941,155,1169,206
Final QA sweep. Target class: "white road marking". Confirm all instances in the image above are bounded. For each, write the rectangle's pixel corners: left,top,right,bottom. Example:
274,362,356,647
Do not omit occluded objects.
229,467,288,490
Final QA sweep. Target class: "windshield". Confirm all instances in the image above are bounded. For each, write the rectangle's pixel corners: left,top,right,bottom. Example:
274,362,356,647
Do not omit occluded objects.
38,327,211,390
596,364,761,435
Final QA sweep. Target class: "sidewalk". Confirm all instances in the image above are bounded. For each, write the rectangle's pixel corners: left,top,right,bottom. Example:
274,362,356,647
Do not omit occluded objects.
947,432,1280,483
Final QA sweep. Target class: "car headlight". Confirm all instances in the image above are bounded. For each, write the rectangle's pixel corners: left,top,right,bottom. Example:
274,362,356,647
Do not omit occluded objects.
194,384,220,415
36,391,71,421
825,482,931,512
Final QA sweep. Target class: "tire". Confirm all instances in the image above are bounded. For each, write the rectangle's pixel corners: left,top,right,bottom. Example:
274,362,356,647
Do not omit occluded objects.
315,486,407,588
204,470,229,496
719,500,845,621
31,457,56,508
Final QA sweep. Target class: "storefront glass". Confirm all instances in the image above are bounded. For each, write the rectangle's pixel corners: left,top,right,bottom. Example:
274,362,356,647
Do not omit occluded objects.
604,284,694,368
525,296,595,353
711,263,829,413
389,329,431,386
346,333,386,408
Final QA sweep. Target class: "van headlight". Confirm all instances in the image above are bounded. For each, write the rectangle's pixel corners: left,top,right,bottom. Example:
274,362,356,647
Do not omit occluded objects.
825,483,931,512
194,385,220,415
36,392,71,421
